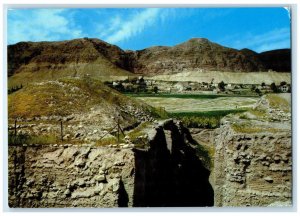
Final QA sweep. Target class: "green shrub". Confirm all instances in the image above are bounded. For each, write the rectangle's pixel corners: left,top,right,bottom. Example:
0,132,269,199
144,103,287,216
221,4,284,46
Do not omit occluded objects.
29,135,57,144
218,81,225,92
195,144,214,170
148,106,169,119
8,132,57,145
170,109,246,129
126,122,150,145
8,132,30,145
179,116,220,128
270,83,278,93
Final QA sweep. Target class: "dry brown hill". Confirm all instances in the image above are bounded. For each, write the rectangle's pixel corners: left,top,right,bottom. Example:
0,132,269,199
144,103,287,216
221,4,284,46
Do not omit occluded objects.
259,49,291,72
7,38,131,87
128,38,270,74
131,38,290,74
8,37,291,87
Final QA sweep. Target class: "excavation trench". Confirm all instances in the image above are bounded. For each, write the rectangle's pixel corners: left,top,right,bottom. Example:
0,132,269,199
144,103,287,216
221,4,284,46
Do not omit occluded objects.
133,119,214,207
8,120,214,207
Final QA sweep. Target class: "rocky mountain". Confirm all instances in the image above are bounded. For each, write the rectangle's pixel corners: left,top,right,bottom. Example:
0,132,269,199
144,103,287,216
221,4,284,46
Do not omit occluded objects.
7,38,130,87
128,39,291,74
8,38,291,86
259,49,291,72
128,38,265,74
7,38,130,76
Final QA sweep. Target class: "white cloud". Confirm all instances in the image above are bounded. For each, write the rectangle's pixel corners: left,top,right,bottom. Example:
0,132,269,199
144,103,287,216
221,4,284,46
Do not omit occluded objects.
97,15,122,39
104,8,161,44
100,8,235,45
255,40,290,53
8,9,82,44
232,28,290,52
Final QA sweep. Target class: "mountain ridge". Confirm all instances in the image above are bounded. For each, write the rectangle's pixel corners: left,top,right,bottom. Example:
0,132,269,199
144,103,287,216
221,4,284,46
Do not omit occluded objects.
8,37,291,86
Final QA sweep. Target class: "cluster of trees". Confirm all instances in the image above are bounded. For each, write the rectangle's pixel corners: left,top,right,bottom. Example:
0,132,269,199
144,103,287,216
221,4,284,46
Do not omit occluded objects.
218,81,225,92
270,81,290,93
105,77,159,94
217,80,290,95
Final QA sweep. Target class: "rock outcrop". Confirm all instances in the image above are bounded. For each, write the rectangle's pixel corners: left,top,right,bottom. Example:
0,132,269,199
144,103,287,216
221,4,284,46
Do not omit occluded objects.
213,94,292,207
9,146,135,207
8,119,214,208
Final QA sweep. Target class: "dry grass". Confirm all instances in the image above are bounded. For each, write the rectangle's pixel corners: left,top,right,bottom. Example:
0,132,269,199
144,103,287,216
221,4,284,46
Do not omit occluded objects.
8,77,147,119
248,109,266,117
126,122,150,144
94,137,118,147
266,94,290,112
231,122,281,134
8,132,57,145
8,82,78,118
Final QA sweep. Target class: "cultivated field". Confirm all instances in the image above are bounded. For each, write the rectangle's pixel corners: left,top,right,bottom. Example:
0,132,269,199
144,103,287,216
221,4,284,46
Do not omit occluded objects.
132,94,259,113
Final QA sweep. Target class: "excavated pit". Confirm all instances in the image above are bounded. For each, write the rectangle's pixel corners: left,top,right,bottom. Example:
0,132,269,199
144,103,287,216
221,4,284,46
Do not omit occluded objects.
9,95,292,208
8,119,214,208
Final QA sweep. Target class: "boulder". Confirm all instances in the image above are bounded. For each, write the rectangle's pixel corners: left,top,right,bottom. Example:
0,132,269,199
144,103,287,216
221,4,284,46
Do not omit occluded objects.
264,176,274,183
95,174,106,182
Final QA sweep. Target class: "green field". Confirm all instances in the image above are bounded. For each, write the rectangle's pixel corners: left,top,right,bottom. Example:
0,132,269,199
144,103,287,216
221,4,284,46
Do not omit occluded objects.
126,93,258,99
169,109,247,128
129,93,258,128
130,94,258,113
170,109,247,118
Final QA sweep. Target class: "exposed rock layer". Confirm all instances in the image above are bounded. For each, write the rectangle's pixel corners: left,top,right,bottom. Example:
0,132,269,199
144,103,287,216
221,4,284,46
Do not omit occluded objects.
8,38,291,80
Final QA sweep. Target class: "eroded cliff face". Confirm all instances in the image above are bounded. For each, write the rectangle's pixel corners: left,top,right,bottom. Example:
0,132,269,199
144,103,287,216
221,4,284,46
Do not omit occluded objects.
213,94,292,207
8,119,214,208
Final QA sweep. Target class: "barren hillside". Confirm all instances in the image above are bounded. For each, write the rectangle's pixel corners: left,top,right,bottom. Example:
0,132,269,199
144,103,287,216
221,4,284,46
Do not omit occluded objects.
8,38,291,88
129,38,268,74
7,38,131,87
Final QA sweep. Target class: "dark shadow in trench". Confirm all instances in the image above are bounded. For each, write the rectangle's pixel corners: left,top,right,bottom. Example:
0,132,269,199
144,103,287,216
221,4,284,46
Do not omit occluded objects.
132,124,214,207
118,179,129,207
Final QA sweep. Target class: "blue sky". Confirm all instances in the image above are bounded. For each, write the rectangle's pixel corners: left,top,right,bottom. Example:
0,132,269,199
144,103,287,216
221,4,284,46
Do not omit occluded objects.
7,7,291,52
